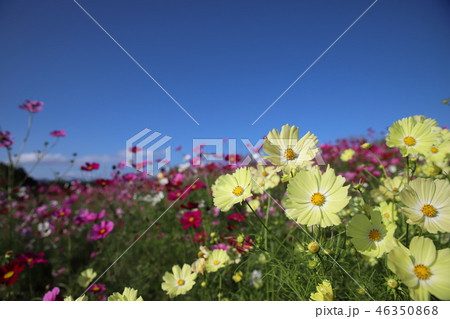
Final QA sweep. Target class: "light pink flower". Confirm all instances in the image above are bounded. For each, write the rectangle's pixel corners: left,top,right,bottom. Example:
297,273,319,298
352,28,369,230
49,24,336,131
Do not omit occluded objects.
19,100,43,113
43,287,60,301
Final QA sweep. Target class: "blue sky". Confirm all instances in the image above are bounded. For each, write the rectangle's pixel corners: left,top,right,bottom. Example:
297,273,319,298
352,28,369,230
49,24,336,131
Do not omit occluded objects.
1,0,449,179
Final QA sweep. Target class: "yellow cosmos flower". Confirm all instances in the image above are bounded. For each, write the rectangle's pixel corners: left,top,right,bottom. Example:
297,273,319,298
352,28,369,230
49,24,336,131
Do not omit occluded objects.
64,295,88,301
387,236,450,301
245,199,260,212
108,287,144,301
205,249,230,273
386,115,438,157
232,270,243,283
375,201,398,226
249,164,280,194
379,176,406,200
263,124,319,174
347,211,397,258
340,149,355,162
161,264,197,298
399,178,450,234
424,127,450,163
283,165,350,227
212,167,252,212
77,268,97,288
310,280,333,301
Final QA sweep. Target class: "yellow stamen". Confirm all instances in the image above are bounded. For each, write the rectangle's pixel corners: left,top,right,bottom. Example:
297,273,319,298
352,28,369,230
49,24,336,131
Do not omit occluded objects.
262,171,268,177
213,260,220,266
284,148,296,160
430,147,438,153
403,136,416,146
310,193,325,206
99,228,107,234
3,271,14,279
368,229,381,241
383,212,390,218
188,217,195,222
232,186,244,197
177,279,185,286
421,204,436,217
413,264,431,280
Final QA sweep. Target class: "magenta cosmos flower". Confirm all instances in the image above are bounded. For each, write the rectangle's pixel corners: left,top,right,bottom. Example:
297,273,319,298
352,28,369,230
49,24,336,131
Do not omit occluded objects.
50,130,66,137
81,162,100,171
19,100,43,113
43,287,60,301
88,220,114,240
17,252,47,268
180,210,202,229
0,131,13,148
88,283,106,294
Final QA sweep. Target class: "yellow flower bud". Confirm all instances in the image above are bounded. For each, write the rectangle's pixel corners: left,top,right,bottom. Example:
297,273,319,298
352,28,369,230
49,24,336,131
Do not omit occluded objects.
307,241,320,253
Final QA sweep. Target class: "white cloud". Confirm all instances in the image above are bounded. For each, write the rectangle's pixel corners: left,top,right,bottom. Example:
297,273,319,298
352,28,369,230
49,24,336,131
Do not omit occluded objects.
11,151,125,166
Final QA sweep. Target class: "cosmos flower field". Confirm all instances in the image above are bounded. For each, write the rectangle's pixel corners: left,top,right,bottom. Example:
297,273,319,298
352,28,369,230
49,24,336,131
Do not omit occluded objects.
1,101,449,301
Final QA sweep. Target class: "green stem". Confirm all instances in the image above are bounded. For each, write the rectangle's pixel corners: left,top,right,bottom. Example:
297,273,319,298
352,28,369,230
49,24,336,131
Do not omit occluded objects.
264,196,271,251
245,201,294,259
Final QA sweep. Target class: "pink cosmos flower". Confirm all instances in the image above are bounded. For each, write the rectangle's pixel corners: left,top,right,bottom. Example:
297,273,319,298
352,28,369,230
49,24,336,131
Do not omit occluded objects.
122,173,136,182
88,220,114,240
89,283,106,294
168,189,189,201
17,252,47,268
54,208,71,218
180,210,202,229
0,131,13,148
43,287,60,301
226,212,246,223
74,209,106,225
117,160,126,169
193,230,207,244
211,243,229,251
189,180,206,191
50,130,66,137
19,100,43,113
228,235,253,254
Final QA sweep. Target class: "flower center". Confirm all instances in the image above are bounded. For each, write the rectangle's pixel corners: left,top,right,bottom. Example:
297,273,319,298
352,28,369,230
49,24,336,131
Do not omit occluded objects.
27,258,33,263
262,171,268,177
383,212,390,218
421,204,436,217
93,286,100,292
213,260,220,266
368,229,381,241
232,186,244,197
99,228,107,234
430,147,438,153
392,187,398,192
284,148,296,160
188,217,195,222
310,193,325,206
413,264,431,280
177,279,185,286
403,136,416,146
3,271,14,279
